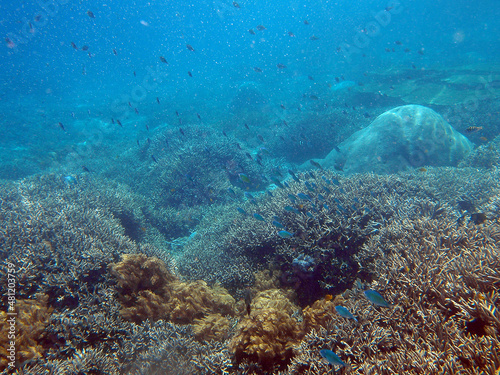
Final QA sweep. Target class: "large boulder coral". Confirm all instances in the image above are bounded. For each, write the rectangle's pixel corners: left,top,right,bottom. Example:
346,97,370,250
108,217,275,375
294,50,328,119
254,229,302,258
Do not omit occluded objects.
321,105,473,174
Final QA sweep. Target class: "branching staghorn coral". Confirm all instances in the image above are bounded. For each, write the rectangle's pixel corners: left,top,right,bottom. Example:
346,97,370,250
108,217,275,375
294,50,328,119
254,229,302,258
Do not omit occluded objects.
179,167,500,306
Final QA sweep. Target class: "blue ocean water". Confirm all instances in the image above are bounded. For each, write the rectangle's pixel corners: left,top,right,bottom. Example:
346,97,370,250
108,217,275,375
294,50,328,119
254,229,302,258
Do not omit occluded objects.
0,0,498,180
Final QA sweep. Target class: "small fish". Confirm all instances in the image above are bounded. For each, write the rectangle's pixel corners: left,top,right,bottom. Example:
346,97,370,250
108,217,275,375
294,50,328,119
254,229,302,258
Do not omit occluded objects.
319,349,346,367
272,220,285,229
288,194,297,202
151,155,158,163
257,134,264,142
223,131,228,137
113,48,117,55
160,56,168,63
288,31,295,37
237,207,247,215
87,10,95,18
277,230,293,238
70,42,78,50
186,44,195,51
395,40,402,45
310,35,320,41
134,108,139,114
284,206,300,214
58,122,65,131
249,29,256,35
309,160,323,169
271,177,284,188
303,20,309,25
256,25,266,31
297,193,311,201
243,289,251,316
81,45,89,51
188,71,193,77
310,95,319,100
277,63,286,69
418,167,427,172
364,289,390,308
244,192,254,200
239,173,250,183
179,128,185,136
116,119,122,127
253,67,262,72
82,166,91,173
253,213,265,221
335,306,357,322
227,188,237,198
470,212,487,225
134,71,136,77
465,126,483,133
308,75,314,80
156,97,160,104
233,1,240,8
288,170,300,182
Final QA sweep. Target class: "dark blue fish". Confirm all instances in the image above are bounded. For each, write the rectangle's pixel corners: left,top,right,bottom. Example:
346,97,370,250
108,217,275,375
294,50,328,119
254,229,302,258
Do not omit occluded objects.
288,194,297,203
277,230,293,238
304,181,315,192
237,207,247,215
335,305,357,322
306,212,314,218
323,204,330,210
319,349,346,367
244,192,254,200
323,186,331,194
249,199,258,206
317,194,325,201
288,170,300,182
271,177,284,188
284,206,300,214
364,289,390,308
272,220,285,229
332,178,340,186
253,213,265,221
283,181,290,188
297,193,311,201
227,188,237,198
267,190,273,197
310,160,323,169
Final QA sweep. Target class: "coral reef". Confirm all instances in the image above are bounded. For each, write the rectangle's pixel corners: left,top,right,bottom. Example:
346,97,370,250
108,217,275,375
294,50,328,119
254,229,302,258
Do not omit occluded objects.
192,313,232,342
179,166,500,306
320,105,474,174
111,253,236,324
0,294,53,371
110,253,176,322
229,288,304,371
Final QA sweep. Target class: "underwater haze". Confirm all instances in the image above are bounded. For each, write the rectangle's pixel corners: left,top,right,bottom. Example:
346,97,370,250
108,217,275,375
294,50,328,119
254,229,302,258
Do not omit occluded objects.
1,0,500,374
